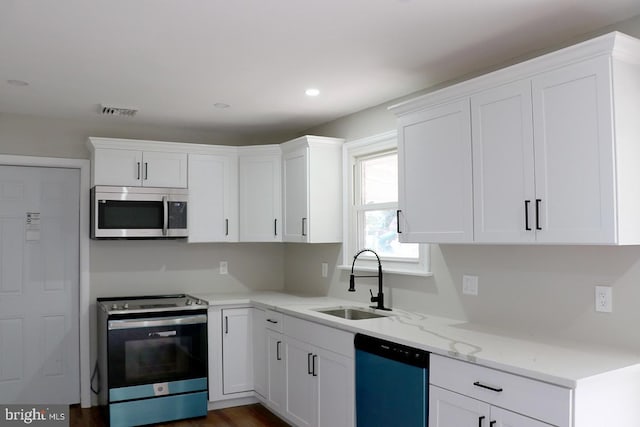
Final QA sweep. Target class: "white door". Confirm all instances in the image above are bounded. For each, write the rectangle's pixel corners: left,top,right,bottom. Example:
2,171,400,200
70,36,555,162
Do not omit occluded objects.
429,386,489,427
141,151,188,188
266,330,286,412
239,152,282,242
491,406,552,427
93,148,143,187
285,337,316,427
532,55,615,244
316,348,354,427
471,79,536,243
0,165,80,404
282,148,309,243
398,99,473,243
221,308,253,394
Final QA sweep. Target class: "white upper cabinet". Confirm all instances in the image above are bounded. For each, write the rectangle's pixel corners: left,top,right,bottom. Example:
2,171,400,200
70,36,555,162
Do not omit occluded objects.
531,56,615,244
187,149,238,243
471,79,535,243
239,146,282,242
397,99,473,243
281,136,344,243
87,138,187,188
391,31,640,245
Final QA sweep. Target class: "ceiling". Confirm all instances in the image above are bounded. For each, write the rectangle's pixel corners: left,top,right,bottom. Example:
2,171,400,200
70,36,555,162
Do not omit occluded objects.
2,0,640,139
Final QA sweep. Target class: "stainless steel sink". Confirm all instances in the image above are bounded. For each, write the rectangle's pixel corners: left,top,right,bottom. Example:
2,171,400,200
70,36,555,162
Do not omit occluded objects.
313,306,392,320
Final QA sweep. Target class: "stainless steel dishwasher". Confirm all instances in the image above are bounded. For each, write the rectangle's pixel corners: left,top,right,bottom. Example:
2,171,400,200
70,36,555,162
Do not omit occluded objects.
355,333,429,427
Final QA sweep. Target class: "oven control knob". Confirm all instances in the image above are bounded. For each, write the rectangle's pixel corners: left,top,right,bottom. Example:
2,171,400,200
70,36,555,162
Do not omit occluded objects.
111,304,118,310
186,299,193,305
123,303,129,309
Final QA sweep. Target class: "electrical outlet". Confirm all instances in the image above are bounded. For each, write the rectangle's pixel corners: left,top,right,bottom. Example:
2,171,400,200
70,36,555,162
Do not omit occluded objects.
220,261,228,275
462,275,479,296
321,262,328,278
595,286,612,313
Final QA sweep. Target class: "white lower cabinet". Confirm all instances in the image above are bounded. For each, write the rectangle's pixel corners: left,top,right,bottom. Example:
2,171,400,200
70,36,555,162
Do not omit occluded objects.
221,308,253,395
430,354,570,427
266,329,286,413
429,386,551,427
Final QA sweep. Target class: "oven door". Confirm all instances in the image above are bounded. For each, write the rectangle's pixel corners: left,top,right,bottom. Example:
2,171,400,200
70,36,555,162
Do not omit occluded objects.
107,312,207,389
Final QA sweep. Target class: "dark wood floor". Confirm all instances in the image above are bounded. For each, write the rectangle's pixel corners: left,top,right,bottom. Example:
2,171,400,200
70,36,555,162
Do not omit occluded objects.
70,403,291,427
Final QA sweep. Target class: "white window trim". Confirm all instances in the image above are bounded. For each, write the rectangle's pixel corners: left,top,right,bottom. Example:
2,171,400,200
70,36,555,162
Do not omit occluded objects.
339,131,431,277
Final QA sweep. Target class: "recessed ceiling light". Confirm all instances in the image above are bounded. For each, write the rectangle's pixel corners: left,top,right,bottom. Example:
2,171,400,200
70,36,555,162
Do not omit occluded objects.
7,79,29,87
305,88,320,97
214,103,231,109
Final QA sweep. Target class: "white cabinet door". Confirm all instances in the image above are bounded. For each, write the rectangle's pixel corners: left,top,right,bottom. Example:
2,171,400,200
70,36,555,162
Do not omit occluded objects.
187,153,239,242
221,308,253,395
398,99,473,243
471,80,536,243
93,148,143,187
283,147,309,242
267,330,286,413
532,55,615,244
239,150,282,242
492,407,552,427
252,308,267,399
316,347,354,427
285,337,316,427
141,151,187,188
429,386,490,427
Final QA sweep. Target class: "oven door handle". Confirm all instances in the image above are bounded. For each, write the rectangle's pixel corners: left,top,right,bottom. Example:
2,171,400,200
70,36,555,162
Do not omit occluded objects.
148,330,177,337
108,314,207,330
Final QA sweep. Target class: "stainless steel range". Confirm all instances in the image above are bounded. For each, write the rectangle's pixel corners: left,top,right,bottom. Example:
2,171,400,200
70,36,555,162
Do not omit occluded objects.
97,294,209,427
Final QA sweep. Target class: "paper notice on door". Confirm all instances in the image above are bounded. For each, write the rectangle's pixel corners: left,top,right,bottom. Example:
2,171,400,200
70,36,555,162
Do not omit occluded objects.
25,212,41,241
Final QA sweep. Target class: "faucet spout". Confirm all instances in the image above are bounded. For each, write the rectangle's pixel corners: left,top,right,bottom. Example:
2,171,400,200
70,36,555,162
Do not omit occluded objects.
348,249,391,311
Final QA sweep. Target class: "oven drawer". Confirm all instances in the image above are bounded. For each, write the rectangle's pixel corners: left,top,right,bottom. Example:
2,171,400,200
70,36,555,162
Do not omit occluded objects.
109,391,207,427
109,377,207,402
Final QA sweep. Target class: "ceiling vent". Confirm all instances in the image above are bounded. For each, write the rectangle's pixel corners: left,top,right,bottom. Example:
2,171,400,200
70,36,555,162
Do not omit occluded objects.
99,104,138,117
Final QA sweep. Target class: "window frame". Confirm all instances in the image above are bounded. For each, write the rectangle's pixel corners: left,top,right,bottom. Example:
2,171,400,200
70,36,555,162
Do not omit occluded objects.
340,131,431,276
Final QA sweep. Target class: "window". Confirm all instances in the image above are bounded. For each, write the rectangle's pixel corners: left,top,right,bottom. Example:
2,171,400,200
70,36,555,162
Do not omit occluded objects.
342,131,430,275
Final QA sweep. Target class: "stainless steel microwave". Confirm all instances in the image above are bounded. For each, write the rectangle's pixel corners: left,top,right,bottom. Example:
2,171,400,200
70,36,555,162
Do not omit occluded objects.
91,186,188,239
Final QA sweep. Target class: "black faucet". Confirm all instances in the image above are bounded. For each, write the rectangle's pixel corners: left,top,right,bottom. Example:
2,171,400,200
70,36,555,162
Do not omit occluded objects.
348,249,391,311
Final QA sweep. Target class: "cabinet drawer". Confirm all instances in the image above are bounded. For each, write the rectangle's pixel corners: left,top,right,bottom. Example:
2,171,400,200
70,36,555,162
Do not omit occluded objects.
264,310,283,332
284,315,354,357
430,354,571,427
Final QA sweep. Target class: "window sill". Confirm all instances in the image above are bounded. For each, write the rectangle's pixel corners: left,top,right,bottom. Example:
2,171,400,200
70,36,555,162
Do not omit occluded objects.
337,264,433,277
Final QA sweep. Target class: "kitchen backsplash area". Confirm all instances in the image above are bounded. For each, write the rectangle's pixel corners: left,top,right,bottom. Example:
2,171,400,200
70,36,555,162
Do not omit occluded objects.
285,243,640,353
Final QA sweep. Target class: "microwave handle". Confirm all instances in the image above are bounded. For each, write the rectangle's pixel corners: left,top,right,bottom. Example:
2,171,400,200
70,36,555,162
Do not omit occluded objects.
162,196,168,236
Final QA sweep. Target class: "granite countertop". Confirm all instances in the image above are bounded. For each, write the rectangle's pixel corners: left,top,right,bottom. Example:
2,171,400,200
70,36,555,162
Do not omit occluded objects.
192,291,640,389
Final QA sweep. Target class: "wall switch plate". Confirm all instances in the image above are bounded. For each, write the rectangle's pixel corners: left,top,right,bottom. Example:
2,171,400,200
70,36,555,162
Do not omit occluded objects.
595,285,612,313
462,275,479,296
220,261,228,275
321,262,328,278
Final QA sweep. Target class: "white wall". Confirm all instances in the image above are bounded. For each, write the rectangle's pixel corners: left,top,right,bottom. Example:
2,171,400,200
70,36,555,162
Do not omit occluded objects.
288,14,640,353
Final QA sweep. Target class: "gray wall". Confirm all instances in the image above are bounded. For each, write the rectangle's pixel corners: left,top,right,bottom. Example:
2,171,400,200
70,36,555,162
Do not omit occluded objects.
287,14,640,353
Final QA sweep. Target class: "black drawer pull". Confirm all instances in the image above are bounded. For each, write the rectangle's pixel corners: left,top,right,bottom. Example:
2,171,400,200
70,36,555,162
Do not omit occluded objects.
535,199,542,230
266,319,278,324
524,200,531,231
473,381,503,392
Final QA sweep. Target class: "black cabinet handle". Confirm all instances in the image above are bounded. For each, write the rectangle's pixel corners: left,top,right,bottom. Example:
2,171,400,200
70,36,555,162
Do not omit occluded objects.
274,219,278,236
224,316,229,334
524,200,531,231
312,354,318,376
535,199,542,230
302,217,307,236
396,210,402,234
225,219,229,236
307,353,313,375
266,319,278,324
137,162,141,180
144,162,148,180
473,381,503,392
276,341,282,361
478,416,485,427
489,422,496,427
